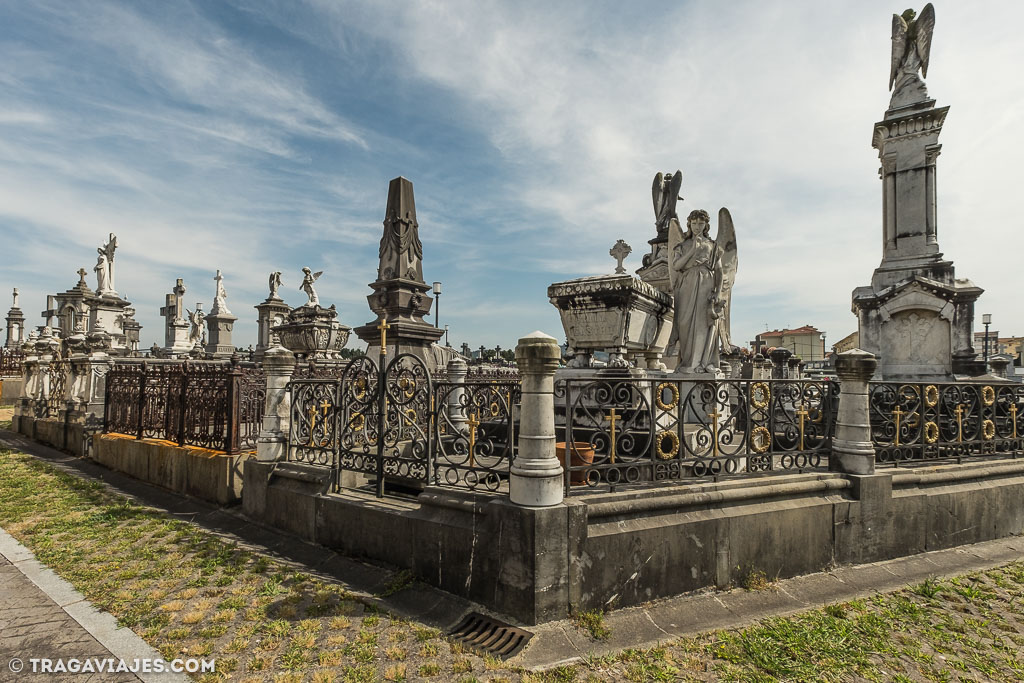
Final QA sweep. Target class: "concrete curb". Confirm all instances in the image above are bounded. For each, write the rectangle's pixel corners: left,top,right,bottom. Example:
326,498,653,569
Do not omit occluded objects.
0,528,189,683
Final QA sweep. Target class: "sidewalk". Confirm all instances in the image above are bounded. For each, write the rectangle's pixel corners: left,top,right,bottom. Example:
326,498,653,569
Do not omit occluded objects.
0,528,186,682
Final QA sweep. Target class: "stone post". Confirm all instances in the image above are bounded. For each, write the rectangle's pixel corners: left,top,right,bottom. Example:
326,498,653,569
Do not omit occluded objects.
831,349,879,475
510,331,563,507
257,344,296,462
446,357,468,434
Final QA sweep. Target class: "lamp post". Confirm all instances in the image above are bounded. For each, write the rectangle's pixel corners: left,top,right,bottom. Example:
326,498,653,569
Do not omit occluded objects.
432,281,442,330
983,313,992,363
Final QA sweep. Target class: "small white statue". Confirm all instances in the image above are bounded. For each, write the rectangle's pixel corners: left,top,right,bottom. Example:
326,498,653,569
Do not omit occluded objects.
300,267,323,306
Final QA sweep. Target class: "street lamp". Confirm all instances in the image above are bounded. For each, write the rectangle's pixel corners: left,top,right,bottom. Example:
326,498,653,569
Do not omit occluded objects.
432,281,442,330
983,313,992,363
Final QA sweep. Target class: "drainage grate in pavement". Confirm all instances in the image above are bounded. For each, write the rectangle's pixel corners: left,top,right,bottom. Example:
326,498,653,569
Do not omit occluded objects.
447,612,534,659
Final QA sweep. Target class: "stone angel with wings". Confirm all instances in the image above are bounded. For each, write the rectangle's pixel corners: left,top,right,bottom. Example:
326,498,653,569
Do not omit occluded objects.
889,4,935,108
668,207,738,374
300,267,323,307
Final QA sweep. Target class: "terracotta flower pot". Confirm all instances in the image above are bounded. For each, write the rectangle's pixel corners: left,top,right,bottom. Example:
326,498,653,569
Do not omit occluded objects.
556,441,595,485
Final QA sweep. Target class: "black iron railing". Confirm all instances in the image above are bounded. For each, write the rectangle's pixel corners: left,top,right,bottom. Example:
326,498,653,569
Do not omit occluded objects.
104,359,265,453
870,381,1024,466
556,377,839,492
0,348,24,377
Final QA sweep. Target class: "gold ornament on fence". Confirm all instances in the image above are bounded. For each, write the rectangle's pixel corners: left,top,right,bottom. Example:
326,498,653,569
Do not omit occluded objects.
924,384,939,408
656,430,679,460
750,426,771,453
750,383,771,410
656,382,679,411
983,419,996,441
982,386,995,407
924,421,939,444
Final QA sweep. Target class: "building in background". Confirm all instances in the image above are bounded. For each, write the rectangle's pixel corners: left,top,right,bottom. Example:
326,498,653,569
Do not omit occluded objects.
755,325,826,361
832,331,859,355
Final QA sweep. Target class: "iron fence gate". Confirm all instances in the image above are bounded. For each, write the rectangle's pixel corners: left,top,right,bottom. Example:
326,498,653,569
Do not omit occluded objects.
288,353,520,498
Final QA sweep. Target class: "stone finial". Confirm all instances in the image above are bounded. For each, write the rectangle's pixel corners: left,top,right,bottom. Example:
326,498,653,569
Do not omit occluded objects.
610,240,632,275
11,288,18,309
77,268,88,284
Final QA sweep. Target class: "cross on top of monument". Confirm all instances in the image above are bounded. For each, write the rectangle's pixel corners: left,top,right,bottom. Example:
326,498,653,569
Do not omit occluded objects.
610,239,632,274
77,268,88,284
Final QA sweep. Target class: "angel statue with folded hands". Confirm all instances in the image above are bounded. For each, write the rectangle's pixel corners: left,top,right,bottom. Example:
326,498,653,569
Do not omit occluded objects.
668,207,738,374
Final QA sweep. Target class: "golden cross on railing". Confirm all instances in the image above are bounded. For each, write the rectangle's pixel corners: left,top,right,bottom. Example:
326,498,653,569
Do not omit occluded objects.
467,411,480,468
707,406,722,458
891,405,904,447
604,408,620,464
308,403,319,434
954,403,965,443
796,402,810,451
377,319,391,355
319,399,332,415
1011,403,1019,440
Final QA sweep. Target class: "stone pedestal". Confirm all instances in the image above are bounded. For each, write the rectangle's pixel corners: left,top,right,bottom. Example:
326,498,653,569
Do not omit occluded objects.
851,96,983,381
510,331,564,507
548,274,672,370
275,304,350,361
257,345,296,462
255,297,291,361
5,303,24,348
831,349,878,475
205,311,238,358
86,293,132,354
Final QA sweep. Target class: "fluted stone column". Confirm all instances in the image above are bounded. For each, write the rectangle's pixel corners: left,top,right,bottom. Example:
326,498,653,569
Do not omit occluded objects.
510,331,563,507
446,357,468,434
257,344,296,462
831,349,879,475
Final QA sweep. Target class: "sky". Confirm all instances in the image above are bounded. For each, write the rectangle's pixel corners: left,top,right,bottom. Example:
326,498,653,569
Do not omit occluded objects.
1,0,1022,352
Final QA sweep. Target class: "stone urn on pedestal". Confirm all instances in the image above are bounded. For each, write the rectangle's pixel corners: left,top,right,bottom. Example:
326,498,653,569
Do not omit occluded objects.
274,304,351,361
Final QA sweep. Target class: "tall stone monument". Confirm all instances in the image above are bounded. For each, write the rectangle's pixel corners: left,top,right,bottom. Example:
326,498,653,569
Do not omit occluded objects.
255,271,290,362
5,288,25,348
205,270,238,358
84,233,136,355
160,278,192,356
353,177,443,369
851,4,983,380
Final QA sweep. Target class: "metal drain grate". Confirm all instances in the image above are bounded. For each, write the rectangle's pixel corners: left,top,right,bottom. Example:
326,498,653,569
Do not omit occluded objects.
448,612,534,659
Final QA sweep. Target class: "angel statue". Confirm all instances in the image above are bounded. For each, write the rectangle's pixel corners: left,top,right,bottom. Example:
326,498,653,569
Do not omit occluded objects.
300,267,323,307
186,307,205,344
268,271,283,300
652,170,683,238
889,4,935,108
668,208,738,374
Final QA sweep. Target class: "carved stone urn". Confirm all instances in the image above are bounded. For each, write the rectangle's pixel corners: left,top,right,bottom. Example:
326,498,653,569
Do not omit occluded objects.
273,304,351,361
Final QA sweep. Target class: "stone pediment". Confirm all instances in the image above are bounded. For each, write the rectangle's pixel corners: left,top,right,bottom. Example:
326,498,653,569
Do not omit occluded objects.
853,274,982,313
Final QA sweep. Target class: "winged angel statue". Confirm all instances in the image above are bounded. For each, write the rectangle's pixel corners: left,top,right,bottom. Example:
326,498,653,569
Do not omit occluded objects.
300,267,323,306
668,208,738,373
889,4,935,108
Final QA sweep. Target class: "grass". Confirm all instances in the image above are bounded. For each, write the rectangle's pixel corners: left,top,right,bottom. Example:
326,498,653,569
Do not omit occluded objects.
5,444,1024,682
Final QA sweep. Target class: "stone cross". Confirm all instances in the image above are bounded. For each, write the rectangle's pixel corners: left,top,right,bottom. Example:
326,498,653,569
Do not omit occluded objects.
12,288,18,308
77,268,87,284
610,240,632,275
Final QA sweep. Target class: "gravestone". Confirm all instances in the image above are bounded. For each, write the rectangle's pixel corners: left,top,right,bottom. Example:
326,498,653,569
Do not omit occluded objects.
851,5,983,380
161,278,192,356
353,177,443,369
205,270,238,358
4,289,24,348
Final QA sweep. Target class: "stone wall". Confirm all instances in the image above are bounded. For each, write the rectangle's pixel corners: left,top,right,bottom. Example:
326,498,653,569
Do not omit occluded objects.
0,378,23,404
94,434,245,505
242,459,1024,625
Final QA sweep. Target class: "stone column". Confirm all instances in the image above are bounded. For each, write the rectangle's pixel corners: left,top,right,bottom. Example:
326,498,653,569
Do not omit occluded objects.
510,331,563,507
446,357,468,434
831,349,878,475
257,344,296,462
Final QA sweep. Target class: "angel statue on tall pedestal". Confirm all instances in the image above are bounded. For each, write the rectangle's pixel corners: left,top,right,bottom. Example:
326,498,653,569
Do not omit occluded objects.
889,4,935,109
300,267,323,307
668,208,738,374
186,307,205,345
268,271,283,300
652,170,683,240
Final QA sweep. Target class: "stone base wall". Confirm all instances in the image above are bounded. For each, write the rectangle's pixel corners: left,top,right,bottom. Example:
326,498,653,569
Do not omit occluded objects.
94,434,244,505
243,459,1024,625
0,378,23,404
13,414,89,458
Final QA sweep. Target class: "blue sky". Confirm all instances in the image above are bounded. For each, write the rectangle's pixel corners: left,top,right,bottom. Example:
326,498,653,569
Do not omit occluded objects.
2,1,1023,351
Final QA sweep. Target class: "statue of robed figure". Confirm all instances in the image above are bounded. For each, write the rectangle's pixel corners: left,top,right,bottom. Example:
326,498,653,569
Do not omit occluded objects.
889,4,935,108
668,208,738,373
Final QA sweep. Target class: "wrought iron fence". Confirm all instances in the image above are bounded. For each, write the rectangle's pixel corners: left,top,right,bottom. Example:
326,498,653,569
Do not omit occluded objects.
556,377,838,492
0,348,24,377
870,381,1024,466
103,359,265,453
288,355,520,496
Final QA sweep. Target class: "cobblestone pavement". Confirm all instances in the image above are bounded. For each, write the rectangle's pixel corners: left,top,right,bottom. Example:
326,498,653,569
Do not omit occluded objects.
0,554,139,682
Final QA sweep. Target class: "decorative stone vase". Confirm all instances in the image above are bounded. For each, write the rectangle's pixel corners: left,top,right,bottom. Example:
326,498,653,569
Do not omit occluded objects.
548,274,673,369
556,441,595,485
274,304,351,361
